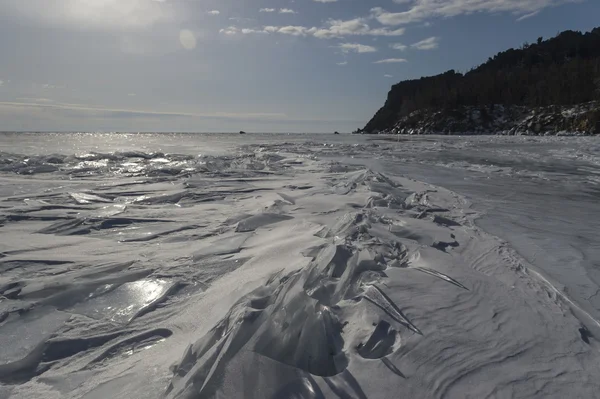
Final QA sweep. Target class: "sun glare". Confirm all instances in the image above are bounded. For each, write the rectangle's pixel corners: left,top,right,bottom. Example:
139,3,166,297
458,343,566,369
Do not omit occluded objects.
61,0,168,29
179,29,197,50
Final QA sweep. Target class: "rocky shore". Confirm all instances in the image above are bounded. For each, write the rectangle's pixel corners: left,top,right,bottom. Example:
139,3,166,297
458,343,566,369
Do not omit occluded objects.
365,102,600,136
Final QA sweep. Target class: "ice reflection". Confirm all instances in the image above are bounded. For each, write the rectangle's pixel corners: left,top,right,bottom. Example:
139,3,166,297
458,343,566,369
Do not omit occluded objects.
110,280,166,323
69,279,170,324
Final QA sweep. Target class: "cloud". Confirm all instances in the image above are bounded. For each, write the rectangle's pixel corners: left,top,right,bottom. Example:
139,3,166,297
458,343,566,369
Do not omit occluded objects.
1,0,174,30
311,18,405,39
373,58,407,63
207,10,220,16
258,8,298,14
371,0,579,26
390,43,407,51
411,36,439,50
384,74,394,78
337,43,377,53
0,80,3,87
222,25,312,37
516,10,540,21
314,0,338,2
221,18,405,39
229,17,255,23
219,26,265,35
220,26,239,35
277,26,309,36
337,61,348,65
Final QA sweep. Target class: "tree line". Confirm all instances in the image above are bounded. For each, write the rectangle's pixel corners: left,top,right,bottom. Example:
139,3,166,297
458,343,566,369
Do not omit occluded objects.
365,27,600,133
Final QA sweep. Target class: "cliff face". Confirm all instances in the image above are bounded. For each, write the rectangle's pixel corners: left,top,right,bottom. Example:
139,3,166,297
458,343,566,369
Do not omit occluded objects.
375,102,600,136
365,28,600,135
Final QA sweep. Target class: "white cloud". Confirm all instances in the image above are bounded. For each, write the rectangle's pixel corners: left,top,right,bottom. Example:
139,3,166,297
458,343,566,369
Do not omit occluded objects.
278,26,311,36
207,10,220,16
390,43,407,51
279,8,297,14
229,17,255,22
242,28,263,34
516,10,540,21
220,26,245,35
1,0,174,30
338,43,377,53
244,25,312,36
371,0,578,26
411,36,439,50
263,26,279,33
374,58,407,63
367,27,406,36
312,18,405,39
128,93,137,97
384,74,394,78
260,8,276,12
0,80,3,87
222,18,405,39
314,0,338,2
337,61,348,65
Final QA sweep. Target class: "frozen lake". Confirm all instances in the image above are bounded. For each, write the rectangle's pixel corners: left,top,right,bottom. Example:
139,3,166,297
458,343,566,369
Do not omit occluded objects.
340,135,600,321
1,132,599,398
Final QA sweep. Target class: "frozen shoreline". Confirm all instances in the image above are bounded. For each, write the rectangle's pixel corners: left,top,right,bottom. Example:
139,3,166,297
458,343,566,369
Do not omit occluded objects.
1,135,600,398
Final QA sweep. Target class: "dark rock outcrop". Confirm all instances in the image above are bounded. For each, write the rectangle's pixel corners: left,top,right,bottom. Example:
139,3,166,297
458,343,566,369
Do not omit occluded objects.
365,27,600,135
377,102,600,136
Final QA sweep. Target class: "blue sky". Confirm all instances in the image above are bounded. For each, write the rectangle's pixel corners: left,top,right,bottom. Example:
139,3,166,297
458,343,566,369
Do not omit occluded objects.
0,0,598,133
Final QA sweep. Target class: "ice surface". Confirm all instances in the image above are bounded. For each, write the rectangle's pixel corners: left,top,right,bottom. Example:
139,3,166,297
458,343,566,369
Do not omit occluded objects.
68,279,174,324
0,308,70,365
1,133,600,398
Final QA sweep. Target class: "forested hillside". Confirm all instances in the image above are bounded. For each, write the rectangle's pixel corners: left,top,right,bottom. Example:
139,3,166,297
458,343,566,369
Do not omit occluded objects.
365,28,600,134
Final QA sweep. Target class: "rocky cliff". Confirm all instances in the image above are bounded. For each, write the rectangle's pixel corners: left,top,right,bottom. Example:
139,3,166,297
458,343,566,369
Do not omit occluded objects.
371,102,600,136
364,27,600,135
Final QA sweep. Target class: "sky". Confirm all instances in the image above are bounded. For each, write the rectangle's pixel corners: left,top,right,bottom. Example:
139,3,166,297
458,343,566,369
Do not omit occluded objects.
0,0,598,133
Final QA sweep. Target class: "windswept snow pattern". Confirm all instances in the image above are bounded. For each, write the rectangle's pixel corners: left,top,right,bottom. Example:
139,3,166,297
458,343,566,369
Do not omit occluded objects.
0,133,599,398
